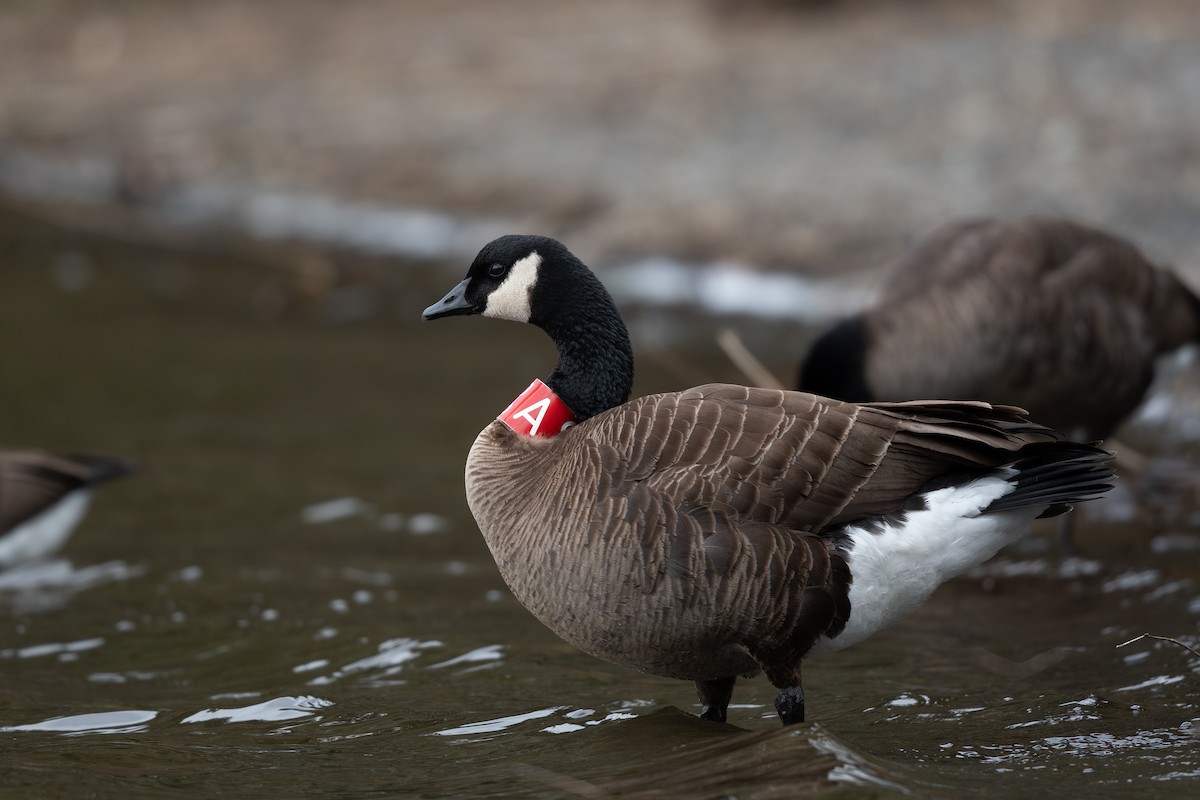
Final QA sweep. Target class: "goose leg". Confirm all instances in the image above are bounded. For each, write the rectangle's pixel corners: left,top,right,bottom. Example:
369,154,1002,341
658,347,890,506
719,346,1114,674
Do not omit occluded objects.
755,656,807,726
774,686,806,725
1056,513,1077,557
695,675,736,722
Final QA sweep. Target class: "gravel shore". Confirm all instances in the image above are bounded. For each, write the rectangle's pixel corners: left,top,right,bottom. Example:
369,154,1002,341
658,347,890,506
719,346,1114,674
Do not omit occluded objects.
1,0,1198,278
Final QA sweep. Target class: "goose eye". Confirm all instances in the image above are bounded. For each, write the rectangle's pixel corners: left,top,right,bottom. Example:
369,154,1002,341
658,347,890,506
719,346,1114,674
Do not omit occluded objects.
488,263,507,278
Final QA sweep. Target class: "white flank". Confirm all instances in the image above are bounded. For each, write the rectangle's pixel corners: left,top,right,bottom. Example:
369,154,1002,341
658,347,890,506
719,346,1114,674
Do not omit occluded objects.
0,491,91,570
808,471,1040,655
482,252,541,322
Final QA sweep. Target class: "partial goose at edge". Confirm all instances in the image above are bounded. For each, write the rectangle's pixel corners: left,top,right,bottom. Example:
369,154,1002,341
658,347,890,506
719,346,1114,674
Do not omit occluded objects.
0,450,134,571
799,216,1200,443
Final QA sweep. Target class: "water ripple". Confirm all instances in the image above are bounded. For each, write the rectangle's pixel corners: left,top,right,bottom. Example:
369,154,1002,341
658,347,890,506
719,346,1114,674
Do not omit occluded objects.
1,709,157,735
307,637,442,686
432,706,567,739
181,695,334,724
428,644,504,670
1,636,105,660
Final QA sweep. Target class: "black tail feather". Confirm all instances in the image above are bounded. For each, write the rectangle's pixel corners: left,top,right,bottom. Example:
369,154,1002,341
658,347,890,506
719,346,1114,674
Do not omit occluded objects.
985,442,1115,518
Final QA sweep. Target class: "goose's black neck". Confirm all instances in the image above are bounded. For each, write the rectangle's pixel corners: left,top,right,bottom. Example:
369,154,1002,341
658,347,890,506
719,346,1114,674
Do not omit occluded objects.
532,258,634,422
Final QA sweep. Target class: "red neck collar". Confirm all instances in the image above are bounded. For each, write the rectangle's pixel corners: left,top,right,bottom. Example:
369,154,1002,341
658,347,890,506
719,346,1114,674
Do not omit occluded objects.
497,379,577,437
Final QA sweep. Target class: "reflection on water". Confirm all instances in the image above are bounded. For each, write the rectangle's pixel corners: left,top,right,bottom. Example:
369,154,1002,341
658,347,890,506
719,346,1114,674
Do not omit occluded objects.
0,558,146,614
0,211,1198,797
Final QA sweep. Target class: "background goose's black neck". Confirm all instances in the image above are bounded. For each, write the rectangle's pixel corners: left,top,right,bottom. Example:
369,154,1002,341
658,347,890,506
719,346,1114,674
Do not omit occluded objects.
797,316,874,402
531,254,634,422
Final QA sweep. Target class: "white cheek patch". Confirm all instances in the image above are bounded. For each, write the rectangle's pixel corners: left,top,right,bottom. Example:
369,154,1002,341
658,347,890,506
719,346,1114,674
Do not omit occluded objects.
482,252,541,322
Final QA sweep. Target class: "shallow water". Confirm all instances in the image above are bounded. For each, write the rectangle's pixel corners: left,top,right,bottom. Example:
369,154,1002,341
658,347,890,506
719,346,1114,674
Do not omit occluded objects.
1,211,1198,798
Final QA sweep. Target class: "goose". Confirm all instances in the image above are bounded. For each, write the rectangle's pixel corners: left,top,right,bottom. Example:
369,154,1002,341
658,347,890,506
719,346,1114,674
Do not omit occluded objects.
798,217,1200,443
423,234,1114,726
0,451,133,570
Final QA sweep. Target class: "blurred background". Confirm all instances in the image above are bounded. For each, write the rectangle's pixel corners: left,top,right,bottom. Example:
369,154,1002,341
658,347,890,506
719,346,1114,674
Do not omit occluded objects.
1,1,1198,797
3,0,1200,271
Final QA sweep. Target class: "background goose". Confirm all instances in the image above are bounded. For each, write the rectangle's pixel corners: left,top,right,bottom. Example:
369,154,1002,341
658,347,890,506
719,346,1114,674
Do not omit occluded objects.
423,234,1114,726
0,451,133,570
798,216,1200,443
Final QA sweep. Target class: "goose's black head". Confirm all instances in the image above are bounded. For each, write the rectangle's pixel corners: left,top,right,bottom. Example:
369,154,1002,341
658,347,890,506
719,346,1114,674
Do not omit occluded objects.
422,234,577,325
423,234,634,421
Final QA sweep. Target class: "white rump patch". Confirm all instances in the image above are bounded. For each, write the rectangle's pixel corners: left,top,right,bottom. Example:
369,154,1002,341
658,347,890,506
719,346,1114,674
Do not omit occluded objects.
482,252,541,322
808,472,1042,656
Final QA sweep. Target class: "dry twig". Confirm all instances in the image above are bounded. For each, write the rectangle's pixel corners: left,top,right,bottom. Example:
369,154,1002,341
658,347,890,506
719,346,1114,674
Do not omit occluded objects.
1116,633,1200,659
